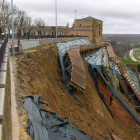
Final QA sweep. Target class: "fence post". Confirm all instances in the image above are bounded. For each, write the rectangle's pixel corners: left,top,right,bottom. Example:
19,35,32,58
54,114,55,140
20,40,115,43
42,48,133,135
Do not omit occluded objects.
19,43,22,53
11,45,13,55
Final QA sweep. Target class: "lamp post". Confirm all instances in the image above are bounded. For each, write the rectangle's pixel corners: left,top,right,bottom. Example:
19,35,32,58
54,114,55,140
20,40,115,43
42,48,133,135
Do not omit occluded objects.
82,16,84,37
55,0,57,45
74,10,77,39
11,0,15,58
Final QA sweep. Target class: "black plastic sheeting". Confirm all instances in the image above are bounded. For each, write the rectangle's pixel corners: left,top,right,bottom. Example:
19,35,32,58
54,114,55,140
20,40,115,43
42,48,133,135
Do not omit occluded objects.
23,94,49,140
58,50,82,107
88,64,140,126
23,94,94,140
88,64,114,118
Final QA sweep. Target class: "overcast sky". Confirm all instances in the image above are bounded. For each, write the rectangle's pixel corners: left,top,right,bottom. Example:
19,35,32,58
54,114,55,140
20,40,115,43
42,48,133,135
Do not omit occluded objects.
7,0,140,34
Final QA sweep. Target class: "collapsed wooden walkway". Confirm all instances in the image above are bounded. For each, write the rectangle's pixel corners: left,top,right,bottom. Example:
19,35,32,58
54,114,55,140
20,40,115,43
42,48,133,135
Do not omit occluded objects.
106,46,140,101
66,43,140,102
66,49,86,90
66,44,106,91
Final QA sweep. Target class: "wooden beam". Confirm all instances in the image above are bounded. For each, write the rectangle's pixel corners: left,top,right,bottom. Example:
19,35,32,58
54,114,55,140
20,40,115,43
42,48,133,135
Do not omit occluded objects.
65,65,72,70
64,56,69,65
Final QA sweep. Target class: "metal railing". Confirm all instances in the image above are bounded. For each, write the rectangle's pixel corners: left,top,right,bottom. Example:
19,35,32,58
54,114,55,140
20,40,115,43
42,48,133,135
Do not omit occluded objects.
17,35,87,40
0,35,8,71
0,35,6,41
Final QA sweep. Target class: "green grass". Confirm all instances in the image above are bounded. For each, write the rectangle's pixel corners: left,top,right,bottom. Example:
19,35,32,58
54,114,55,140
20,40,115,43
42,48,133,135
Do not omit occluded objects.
122,58,140,65
133,50,140,60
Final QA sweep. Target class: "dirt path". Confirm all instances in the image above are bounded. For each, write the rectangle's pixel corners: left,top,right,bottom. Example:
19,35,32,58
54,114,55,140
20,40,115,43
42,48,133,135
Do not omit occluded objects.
15,44,140,140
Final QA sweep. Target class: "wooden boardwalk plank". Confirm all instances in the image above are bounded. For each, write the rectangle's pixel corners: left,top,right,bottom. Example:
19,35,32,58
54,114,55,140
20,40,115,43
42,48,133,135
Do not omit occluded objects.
66,44,107,91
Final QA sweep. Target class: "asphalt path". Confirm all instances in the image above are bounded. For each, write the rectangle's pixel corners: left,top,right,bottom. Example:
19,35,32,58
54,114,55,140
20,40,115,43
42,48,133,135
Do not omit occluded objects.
129,48,140,62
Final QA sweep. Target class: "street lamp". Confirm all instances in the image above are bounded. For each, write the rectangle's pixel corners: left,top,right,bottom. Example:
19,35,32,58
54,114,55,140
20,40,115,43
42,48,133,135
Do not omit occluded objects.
11,0,15,58
82,16,84,37
74,10,77,39
55,0,57,45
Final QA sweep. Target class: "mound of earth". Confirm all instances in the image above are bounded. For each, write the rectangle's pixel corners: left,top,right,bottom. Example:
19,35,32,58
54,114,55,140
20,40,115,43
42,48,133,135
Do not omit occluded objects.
16,44,140,140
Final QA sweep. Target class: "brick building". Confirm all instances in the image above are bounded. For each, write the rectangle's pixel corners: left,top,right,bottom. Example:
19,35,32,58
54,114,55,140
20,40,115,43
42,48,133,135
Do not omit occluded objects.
17,26,69,36
14,16,103,44
68,16,103,44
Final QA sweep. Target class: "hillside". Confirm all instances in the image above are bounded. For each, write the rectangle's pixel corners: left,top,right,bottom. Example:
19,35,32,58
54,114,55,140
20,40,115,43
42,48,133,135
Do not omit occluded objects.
15,43,140,140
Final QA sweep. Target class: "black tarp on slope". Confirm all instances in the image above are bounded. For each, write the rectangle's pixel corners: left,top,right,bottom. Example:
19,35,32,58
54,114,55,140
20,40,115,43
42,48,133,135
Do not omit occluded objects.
23,94,49,140
23,94,94,140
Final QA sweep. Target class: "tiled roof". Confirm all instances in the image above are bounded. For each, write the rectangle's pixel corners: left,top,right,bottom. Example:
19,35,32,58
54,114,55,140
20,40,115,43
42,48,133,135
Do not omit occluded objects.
76,16,102,21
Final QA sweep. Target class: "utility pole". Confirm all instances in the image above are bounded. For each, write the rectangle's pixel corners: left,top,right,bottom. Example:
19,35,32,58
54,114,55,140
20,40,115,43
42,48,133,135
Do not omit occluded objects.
55,0,57,45
11,0,15,58
82,16,84,37
74,10,77,39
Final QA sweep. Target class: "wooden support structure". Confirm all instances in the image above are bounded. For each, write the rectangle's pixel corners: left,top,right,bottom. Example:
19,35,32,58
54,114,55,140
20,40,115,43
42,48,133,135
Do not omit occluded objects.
107,45,140,102
65,65,72,71
66,44,107,91
64,56,69,65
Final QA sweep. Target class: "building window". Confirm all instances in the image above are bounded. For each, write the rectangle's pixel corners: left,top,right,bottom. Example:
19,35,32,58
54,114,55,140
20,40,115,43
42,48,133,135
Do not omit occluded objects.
80,24,81,26
99,31,101,35
99,24,101,29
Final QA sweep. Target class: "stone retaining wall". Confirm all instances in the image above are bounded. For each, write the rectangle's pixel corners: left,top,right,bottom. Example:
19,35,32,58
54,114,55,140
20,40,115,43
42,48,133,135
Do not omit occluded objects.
21,37,88,50
2,52,11,140
0,44,10,140
20,40,39,50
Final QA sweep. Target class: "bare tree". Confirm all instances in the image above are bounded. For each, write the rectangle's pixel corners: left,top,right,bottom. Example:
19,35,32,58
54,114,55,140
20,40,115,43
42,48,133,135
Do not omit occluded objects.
33,18,45,35
14,10,32,35
0,0,32,35
0,0,18,34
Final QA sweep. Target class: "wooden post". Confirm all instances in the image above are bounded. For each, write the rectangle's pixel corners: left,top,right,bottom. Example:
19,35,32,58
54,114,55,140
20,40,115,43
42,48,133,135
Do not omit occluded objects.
11,45,13,55
19,43,22,53
65,65,72,70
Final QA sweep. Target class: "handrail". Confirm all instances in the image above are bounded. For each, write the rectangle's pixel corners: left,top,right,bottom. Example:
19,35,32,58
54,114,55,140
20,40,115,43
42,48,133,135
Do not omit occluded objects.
17,35,88,41
0,35,8,71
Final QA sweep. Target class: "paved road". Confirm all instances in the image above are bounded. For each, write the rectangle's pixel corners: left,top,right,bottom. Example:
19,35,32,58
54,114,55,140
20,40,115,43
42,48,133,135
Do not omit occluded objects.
129,48,140,62
8,39,18,48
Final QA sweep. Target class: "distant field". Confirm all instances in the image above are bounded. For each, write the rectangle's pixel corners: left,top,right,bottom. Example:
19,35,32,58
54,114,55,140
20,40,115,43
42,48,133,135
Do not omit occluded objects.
103,34,140,43
122,58,140,65
133,50,140,60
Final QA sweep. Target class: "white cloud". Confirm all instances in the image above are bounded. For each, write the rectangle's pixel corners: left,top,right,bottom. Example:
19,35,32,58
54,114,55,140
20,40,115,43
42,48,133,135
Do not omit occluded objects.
7,0,140,34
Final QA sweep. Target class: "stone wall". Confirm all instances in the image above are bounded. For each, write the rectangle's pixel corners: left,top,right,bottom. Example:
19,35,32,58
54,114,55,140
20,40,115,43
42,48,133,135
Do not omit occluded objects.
20,40,40,50
68,31,93,41
2,52,11,140
21,37,88,50
70,17,103,44
0,44,11,140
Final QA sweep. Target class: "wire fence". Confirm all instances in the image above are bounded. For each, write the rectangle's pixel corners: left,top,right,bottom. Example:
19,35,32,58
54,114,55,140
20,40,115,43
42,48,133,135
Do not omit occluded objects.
0,35,8,71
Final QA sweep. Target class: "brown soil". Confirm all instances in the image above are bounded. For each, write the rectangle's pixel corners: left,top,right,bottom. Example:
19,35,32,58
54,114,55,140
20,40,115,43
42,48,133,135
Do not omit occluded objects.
16,44,140,140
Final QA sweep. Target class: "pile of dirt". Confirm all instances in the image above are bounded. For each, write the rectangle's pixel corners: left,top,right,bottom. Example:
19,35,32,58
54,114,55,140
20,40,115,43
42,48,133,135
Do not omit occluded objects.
16,44,140,140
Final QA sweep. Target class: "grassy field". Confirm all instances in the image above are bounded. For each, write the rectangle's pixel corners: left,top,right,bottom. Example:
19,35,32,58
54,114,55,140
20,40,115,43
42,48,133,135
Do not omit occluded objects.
133,50,140,60
122,58,140,65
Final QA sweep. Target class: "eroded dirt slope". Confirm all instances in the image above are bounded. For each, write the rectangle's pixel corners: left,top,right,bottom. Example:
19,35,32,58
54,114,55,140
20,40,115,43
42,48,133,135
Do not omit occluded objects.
16,44,140,140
